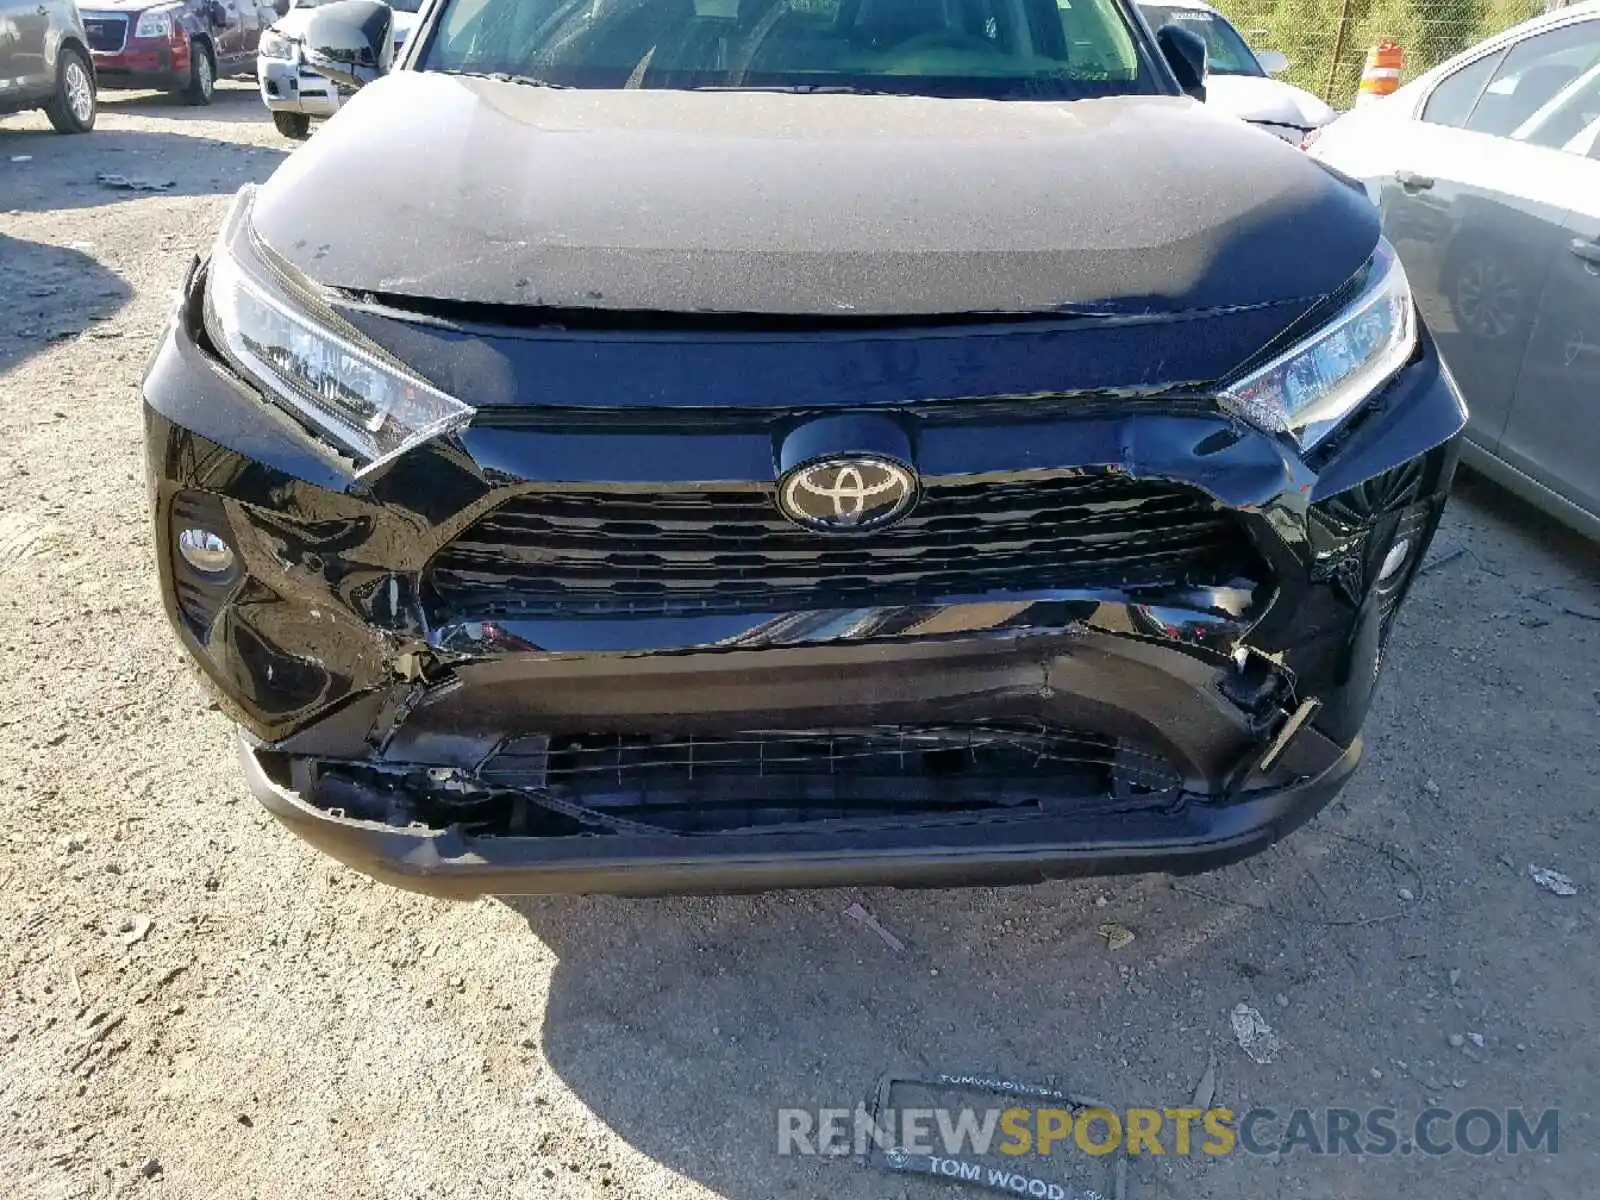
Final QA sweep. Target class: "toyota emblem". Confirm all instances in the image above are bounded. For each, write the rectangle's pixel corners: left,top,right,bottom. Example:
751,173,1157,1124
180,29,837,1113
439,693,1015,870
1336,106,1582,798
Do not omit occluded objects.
777,456,918,532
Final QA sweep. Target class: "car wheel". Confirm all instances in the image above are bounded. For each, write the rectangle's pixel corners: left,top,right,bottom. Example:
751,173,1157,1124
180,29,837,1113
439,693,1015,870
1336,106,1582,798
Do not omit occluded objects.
273,111,312,140
185,41,216,106
44,47,97,134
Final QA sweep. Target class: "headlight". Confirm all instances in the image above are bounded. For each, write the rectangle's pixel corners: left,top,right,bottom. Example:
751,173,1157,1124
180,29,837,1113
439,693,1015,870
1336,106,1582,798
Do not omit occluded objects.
202,186,474,475
258,30,295,60
134,8,174,38
1218,240,1416,449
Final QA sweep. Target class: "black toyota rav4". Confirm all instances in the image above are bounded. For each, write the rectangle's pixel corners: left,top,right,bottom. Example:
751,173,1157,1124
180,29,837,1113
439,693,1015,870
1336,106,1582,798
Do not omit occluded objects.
142,0,1465,898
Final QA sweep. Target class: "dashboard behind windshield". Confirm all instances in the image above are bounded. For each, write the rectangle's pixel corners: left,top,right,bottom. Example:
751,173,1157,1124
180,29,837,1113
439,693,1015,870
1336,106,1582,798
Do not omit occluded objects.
418,0,1163,100
293,0,423,11
1135,5,1259,75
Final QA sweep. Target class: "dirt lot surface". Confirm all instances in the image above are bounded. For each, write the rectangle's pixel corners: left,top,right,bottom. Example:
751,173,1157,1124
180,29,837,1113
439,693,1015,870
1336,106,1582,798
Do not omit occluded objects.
4,85,1600,1200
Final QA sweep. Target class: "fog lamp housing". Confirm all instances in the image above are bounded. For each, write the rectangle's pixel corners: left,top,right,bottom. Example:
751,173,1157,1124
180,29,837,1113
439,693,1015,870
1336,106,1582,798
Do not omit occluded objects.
168,490,242,640
177,528,236,575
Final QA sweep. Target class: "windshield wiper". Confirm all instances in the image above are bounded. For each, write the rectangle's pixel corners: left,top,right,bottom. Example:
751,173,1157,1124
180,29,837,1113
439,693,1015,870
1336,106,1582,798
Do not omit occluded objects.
431,69,571,89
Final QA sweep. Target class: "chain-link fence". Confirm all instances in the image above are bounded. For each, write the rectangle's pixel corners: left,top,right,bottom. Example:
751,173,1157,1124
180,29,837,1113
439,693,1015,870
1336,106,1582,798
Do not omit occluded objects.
1209,0,1568,106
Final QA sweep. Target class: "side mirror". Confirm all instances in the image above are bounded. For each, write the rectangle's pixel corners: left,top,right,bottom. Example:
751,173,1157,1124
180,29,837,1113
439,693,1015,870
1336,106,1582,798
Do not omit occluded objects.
272,0,290,15
1256,49,1289,75
303,0,394,91
1156,24,1207,102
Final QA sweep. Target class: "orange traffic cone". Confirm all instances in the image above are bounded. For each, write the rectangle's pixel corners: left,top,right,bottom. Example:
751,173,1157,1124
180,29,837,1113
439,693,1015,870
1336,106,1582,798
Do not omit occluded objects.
1356,40,1405,106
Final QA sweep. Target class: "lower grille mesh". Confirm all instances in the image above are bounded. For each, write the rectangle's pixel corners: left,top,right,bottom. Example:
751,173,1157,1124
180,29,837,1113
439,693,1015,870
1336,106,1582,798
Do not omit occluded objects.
471,723,1184,833
426,473,1257,619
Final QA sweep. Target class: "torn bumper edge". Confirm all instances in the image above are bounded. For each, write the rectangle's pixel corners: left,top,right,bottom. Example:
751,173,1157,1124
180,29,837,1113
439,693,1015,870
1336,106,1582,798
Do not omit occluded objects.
238,734,1361,899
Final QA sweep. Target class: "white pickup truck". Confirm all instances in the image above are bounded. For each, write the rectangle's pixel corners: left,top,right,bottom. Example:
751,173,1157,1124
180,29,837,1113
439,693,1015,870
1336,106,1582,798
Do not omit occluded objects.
256,0,420,138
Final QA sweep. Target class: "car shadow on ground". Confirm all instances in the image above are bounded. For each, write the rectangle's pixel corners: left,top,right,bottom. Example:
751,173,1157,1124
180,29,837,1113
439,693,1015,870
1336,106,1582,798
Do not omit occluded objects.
95,79,278,128
0,126,286,215
502,817,1447,1200
1447,469,1600,576
0,234,133,381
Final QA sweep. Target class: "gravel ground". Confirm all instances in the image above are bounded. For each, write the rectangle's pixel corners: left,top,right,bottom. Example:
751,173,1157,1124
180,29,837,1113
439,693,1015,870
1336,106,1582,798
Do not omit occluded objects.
3,84,1599,1200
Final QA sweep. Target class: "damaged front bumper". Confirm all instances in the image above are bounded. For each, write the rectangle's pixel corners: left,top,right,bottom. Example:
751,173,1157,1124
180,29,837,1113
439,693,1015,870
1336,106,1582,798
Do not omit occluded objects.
239,592,1363,898
143,274,1463,896
257,54,340,118
241,732,1362,899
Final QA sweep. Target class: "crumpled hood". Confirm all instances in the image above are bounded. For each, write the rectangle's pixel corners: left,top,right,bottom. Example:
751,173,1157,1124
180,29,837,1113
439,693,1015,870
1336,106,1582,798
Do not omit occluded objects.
251,72,1377,317
1204,74,1338,132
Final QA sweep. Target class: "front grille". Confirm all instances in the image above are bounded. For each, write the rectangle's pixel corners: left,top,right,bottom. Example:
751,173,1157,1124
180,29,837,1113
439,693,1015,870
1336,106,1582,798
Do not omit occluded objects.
466,722,1184,833
81,14,128,52
425,473,1258,619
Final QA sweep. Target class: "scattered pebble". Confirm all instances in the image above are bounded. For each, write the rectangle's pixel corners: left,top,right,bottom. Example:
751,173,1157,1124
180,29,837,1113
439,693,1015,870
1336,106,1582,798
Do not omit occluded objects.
96,173,176,192
1097,922,1135,951
57,833,86,854
1191,1053,1218,1109
1467,1033,1485,1049
843,901,906,953
1274,993,1289,1009
1398,887,1415,902
1370,1067,1383,1080
1447,1033,1465,1048
1448,968,1461,987
138,1158,161,1179
119,916,153,948
1529,866,1578,896
1422,779,1441,797
1230,1002,1281,1064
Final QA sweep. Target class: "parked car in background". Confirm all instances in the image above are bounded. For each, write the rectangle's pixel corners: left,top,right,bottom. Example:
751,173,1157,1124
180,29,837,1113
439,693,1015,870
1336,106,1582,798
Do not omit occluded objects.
142,0,1466,897
0,0,97,131
1137,0,1334,141
77,0,275,104
256,0,419,138
1309,0,1600,539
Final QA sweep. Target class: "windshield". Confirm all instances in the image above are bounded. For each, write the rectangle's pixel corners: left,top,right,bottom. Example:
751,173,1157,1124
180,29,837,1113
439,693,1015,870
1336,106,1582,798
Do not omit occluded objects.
418,0,1160,100
1136,4,1258,75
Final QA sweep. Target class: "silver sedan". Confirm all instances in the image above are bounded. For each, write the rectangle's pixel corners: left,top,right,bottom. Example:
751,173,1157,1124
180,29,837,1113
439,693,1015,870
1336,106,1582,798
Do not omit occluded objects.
1309,0,1600,540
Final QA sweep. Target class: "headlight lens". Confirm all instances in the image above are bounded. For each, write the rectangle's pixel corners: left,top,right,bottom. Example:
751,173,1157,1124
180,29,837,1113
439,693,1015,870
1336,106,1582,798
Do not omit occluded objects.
134,9,174,38
258,30,295,60
203,186,474,475
1218,240,1416,449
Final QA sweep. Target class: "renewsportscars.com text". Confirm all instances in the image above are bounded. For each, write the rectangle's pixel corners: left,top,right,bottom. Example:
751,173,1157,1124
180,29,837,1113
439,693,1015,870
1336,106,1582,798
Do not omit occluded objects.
778,1105,1559,1158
